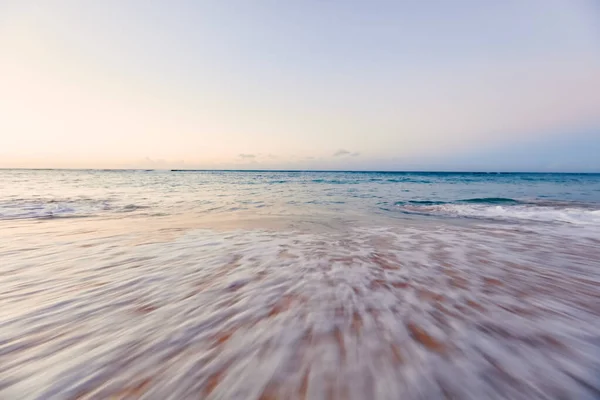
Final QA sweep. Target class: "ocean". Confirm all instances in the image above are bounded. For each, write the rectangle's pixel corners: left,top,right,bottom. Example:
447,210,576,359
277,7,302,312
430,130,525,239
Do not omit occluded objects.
1,169,599,399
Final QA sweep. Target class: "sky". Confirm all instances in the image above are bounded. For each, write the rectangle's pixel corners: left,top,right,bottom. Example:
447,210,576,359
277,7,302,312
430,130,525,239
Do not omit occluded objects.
1,0,599,171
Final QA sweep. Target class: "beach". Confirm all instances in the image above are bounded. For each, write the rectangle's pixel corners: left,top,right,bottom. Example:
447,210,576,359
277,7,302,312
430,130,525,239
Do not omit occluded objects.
1,170,600,399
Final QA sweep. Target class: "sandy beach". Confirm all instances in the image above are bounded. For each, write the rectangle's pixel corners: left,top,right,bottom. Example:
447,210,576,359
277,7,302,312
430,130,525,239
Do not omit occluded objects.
2,204,599,399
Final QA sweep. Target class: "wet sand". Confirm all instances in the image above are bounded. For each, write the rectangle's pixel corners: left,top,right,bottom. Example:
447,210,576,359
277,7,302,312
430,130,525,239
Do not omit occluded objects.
1,214,599,399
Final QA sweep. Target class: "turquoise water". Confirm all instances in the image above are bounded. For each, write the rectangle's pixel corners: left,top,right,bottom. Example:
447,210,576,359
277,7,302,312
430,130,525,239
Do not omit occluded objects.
1,170,599,226
1,169,599,399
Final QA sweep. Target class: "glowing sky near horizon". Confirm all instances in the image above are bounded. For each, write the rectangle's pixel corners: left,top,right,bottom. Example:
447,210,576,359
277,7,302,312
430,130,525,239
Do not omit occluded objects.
1,1,599,170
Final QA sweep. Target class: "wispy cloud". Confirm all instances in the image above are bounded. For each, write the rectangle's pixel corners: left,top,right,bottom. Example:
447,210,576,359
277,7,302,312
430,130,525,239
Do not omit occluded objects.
333,149,351,157
333,149,360,157
238,153,256,159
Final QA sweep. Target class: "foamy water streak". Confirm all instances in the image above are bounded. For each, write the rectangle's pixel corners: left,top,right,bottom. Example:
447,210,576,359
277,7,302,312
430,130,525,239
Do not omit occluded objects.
1,218,599,399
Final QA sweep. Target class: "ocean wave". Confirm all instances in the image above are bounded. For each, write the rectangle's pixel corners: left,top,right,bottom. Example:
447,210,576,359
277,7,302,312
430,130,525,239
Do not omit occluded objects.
395,198,520,206
311,178,360,184
459,197,520,204
396,201,600,225
0,199,147,220
396,200,447,206
385,178,433,183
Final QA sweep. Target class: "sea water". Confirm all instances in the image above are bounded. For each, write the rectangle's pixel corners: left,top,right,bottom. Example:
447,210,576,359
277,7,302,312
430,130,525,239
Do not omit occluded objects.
1,170,599,399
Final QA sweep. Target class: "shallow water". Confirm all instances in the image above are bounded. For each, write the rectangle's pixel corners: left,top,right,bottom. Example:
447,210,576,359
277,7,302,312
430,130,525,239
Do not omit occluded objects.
1,170,599,399
2,170,600,223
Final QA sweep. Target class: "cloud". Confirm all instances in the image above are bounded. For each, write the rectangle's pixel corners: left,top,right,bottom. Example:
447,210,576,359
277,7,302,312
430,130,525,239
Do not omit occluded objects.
333,149,360,157
333,149,351,157
238,153,256,159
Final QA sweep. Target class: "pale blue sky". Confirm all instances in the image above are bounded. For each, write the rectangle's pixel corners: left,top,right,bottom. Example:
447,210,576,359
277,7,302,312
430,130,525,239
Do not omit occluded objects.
1,0,599,171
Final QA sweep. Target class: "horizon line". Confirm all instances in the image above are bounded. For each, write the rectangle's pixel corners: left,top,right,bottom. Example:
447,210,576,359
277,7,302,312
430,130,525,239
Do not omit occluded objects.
1,168,599,174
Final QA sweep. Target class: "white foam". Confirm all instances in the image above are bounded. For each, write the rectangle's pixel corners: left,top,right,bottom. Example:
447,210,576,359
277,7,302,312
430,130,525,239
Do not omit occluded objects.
401,203,600,226
0,221,599,399
0,202,76,220
0,200,139,220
